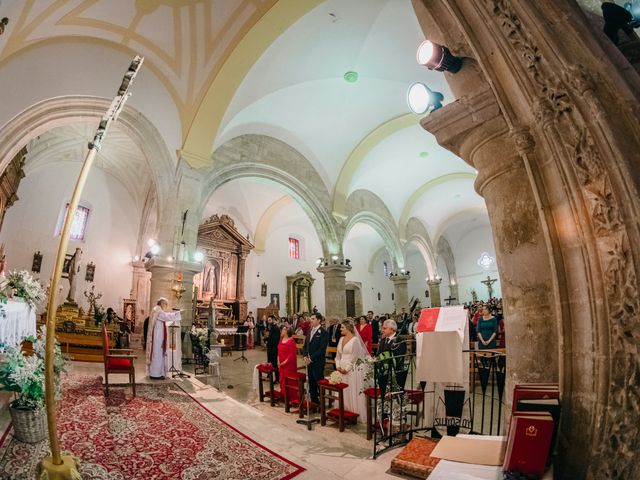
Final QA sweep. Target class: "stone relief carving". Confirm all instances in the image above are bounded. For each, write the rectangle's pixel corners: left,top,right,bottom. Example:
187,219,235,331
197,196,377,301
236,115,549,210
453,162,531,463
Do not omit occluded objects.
485,0,640,476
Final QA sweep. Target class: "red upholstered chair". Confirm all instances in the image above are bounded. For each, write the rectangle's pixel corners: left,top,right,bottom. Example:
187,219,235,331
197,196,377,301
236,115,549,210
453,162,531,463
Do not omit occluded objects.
364,387,382,440
103,325,137,396
256,363,282,406
405,388,426,426
319,379,359,431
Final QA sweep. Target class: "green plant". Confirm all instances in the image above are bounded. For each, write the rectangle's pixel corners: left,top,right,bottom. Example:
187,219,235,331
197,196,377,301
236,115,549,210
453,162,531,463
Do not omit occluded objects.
0,327,66,409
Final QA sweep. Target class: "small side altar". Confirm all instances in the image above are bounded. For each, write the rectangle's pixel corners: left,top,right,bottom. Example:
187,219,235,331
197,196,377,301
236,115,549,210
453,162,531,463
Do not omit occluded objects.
0,299,37,348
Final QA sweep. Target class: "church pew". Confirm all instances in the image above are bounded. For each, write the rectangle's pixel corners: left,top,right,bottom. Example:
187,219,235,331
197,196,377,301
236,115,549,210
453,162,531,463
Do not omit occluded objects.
55,332,110,362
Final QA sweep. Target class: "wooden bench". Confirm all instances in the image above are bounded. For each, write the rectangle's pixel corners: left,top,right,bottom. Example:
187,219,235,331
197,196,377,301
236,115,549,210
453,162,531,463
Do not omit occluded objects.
56,332,112,362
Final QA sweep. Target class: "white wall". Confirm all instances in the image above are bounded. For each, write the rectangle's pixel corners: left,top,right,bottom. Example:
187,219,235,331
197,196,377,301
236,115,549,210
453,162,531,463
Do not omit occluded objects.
405,246,430,308
243,202,325,318
450,225,501,302
0,162,141,315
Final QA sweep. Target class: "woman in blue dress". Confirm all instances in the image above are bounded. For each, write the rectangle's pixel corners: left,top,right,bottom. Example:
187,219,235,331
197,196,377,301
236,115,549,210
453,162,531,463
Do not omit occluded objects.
476,304,498,349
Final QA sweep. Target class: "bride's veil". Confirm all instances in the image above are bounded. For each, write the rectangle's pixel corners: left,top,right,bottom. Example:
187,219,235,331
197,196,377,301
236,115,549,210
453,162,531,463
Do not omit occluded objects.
352,323,371,360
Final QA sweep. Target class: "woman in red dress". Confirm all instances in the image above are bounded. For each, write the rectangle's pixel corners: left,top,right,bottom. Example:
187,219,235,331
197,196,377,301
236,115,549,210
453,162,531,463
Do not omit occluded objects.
356,315,373,354
277,325,298,387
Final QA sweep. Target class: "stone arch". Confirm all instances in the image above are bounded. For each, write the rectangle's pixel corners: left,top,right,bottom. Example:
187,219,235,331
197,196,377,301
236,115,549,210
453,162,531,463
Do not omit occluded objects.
342,189,404,270
252,196,294,254
404,217,437,278
203,134,338,257
414,1,640,476
436,236,457,282
0,95,175,235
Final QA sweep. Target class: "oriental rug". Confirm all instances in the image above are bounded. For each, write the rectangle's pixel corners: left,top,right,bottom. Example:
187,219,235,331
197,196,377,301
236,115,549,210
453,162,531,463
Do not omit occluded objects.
0,376,304,480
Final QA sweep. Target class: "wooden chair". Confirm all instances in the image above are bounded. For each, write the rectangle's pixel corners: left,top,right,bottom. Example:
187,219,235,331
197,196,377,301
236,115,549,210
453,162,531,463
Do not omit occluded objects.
319,380,359,431
102,325,137,396
283,371,317,418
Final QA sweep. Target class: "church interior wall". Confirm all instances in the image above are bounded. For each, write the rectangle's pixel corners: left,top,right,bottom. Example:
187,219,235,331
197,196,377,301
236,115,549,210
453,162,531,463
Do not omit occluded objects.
435,255,450,302
365,250,395,315
243,212,325,319
0,40,182,160
450,224,501,302
0,162,141,315
405,245,430,308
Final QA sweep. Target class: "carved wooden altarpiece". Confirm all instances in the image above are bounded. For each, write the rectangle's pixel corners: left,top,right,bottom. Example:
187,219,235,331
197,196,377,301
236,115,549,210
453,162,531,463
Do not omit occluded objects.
286,271,314,316
195,214,253,321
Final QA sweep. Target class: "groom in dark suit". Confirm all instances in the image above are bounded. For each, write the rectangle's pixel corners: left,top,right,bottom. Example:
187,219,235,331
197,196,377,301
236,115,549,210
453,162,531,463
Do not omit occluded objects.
376,319,408,395
302,312,329,404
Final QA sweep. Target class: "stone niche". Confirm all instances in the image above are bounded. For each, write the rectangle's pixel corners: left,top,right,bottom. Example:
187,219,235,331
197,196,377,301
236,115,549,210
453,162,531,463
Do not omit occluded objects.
195,214,253,321
286,271,314,315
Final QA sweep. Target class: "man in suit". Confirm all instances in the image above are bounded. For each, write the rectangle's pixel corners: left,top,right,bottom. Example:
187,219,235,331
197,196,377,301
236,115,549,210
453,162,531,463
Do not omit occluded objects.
326,315,342,369
302,312,329,404
376,319,408,395
368,310,380,345
397,308,410,335
266,315,281,382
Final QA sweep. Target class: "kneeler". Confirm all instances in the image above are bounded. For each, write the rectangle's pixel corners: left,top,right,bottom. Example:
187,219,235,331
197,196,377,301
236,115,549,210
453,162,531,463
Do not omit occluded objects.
283,372,317,418
319,380,359,432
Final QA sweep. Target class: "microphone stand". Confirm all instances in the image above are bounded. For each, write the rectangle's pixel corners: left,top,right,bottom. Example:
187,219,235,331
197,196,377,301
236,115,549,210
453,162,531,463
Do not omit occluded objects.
296,357,320,431
168,324,190,378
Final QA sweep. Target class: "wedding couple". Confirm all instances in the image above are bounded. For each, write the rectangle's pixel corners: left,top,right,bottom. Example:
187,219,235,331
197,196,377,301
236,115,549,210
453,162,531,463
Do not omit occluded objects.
334,320,372,421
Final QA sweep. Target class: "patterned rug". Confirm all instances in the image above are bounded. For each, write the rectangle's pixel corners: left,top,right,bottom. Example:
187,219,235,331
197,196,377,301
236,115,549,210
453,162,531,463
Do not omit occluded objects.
0,376,304,479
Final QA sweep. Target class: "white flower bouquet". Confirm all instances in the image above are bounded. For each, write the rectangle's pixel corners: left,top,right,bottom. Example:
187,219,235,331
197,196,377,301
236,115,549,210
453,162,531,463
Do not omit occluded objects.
328,370,343,385
4,270,46,308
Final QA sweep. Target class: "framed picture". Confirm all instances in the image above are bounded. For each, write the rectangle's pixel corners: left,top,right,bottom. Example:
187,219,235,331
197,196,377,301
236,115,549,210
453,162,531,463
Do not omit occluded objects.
123,298,136,332
62,254,73,279
85,262,95,282
270,293,280,309
261,282,267,297
32,251,43,273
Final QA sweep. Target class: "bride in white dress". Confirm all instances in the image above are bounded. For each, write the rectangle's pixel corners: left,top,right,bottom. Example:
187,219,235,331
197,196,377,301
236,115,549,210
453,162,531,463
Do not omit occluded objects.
335,320,371,422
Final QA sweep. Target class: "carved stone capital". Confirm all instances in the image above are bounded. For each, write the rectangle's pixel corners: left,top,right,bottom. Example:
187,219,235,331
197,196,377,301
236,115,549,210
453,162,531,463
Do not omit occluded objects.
510,126,535,155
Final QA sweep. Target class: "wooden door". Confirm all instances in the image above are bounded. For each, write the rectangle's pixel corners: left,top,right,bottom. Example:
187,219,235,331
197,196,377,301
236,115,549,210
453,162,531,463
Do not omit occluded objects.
345,289,355,317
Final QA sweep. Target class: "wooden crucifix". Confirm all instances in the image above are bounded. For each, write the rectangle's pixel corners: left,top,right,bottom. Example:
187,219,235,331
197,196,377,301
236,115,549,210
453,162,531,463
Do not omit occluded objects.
481,275,498,299
444,295,457,306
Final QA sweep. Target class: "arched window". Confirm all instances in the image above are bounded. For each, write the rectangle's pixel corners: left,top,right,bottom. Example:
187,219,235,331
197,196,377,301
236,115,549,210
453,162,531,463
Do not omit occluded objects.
288,237,300,259
383,261,389,276
55,202,91,241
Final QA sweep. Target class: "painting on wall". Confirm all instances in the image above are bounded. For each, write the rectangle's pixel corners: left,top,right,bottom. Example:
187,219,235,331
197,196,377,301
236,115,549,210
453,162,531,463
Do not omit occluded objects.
261,282,267,297
62,254,73,279
270,293,280,309
32,251,43,273
123,298,136,332
85,262,95,282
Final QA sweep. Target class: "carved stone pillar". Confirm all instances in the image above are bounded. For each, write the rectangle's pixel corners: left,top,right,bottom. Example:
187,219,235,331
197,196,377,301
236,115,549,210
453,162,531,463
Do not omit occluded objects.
449,284,459,305
427,279,442,307
129,260,151,330
317,264,351,319
390,273,410,312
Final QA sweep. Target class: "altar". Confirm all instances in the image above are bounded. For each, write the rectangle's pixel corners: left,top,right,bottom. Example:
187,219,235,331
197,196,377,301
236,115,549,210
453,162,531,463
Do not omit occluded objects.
0,300,37,348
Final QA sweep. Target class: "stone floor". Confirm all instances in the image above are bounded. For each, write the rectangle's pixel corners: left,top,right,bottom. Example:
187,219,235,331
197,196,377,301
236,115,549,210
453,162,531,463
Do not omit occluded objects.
0,344,505,479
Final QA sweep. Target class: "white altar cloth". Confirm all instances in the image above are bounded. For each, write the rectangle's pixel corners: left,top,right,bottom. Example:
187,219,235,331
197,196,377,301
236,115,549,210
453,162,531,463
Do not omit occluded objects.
0,300,37,348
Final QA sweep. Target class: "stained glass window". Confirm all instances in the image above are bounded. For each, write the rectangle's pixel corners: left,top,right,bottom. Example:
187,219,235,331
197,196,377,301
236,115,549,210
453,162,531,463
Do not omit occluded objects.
56,204,90,241
383,261,389,276
288,237,300,259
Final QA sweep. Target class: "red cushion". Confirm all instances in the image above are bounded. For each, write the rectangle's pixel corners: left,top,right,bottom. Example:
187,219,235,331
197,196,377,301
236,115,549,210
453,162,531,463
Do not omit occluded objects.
257,363,274,373
106,357,133,370
364,387,381,398
327,408,359,420
405,389,424,403
318,379,349,390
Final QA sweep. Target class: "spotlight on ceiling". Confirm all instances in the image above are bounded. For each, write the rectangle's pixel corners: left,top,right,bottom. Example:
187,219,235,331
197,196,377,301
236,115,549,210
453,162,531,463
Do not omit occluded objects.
417,40,462,73
407,82,444,115
149,244,160,255
194,251,204,262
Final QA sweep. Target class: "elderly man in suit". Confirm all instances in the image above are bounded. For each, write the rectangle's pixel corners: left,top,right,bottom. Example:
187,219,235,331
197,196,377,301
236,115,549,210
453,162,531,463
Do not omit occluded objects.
376,318,408,395
302,312,329,404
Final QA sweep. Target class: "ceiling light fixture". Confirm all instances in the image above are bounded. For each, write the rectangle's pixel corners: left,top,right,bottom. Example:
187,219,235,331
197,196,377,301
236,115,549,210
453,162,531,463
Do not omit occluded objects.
417,40,462,73
343,71,358,83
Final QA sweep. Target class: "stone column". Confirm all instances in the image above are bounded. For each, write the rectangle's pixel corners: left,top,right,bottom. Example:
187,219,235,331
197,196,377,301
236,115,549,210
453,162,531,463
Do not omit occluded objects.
449,284,460,305
390,273,410,311
317,264,351,319
129,260,151,330
427,279,442,307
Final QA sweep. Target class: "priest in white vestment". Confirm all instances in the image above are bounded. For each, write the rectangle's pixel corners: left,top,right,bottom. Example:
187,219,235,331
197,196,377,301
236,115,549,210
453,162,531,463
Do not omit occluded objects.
146,297,182,379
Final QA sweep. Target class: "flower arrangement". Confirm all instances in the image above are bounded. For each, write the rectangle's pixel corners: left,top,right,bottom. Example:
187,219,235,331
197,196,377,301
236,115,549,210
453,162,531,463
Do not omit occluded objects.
328,370,343,385
0,326,67,410
191,326,209,347
3,270,46,308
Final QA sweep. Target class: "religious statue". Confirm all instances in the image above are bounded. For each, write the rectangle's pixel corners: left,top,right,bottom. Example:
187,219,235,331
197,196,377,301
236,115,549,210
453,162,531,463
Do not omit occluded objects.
0,243,6,279
481,275,498,299
203,261,218,299
297,284,310,313
83,284,103,317
66,247,82,304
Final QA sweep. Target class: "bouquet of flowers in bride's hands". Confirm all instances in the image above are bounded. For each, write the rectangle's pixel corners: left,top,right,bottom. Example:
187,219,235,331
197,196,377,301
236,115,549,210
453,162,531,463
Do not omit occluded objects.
328,370,343,385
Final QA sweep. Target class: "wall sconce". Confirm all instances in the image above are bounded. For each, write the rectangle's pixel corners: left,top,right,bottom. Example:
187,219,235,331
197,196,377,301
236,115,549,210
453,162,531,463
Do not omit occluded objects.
417,40,462,73
171,272,185,299
345,258,351,266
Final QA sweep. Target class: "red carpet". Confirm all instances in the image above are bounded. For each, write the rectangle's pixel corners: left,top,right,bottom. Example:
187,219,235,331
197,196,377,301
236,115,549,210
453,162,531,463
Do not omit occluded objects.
0,376,304,479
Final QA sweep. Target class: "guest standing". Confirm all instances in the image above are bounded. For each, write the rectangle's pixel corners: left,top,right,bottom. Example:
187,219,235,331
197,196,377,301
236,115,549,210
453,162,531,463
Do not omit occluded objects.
246,315,255,350
376,319,407,395
266,316,281,382
356,315,373,354
278,325,298,387
368,310,380,345
256,315,266,347
477,304,498,349
302,312,329,404
327,315,342,369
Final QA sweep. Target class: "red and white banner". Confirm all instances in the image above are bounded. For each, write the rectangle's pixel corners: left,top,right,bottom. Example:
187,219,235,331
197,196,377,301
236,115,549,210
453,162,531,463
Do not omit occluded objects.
417,306,466,341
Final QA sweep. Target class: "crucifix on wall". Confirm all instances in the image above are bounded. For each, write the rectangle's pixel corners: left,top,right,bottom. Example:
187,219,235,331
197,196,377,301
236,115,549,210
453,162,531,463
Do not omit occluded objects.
444,295,457,306
481,275,498,299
